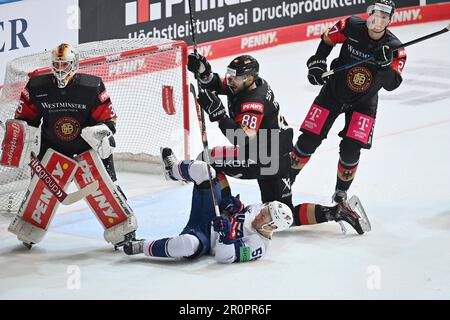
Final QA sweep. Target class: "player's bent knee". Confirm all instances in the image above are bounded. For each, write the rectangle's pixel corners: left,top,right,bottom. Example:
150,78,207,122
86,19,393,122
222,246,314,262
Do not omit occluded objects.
167,234,201,258
182,229,210,259
188,160,216,185
295,132,322,155
339,139,362,164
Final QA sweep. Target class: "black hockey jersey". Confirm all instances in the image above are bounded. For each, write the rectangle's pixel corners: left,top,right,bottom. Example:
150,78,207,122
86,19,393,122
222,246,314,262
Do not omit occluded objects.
202,76,293,165
15,73,116,158
322,16,407,105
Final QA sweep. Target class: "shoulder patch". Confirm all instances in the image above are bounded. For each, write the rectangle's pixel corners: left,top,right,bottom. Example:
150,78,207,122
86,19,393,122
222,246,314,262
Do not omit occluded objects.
98,90,110,103
239,246,251,262
241,102,264,113
21,87,30,102
397,48,407,58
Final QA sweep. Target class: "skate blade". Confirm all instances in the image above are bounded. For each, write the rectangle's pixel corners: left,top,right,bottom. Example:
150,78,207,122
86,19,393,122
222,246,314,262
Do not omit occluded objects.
348,195,371,232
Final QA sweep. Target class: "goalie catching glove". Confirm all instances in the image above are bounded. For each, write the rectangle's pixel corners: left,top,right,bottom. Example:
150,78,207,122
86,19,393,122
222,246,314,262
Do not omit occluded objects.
81,123,115,159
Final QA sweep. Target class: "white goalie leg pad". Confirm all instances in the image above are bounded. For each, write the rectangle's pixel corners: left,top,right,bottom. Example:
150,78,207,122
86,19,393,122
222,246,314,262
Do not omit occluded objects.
74,149,137,245
8,215,47,244
0,119,40,168
103,214,138,245
8,149,77,245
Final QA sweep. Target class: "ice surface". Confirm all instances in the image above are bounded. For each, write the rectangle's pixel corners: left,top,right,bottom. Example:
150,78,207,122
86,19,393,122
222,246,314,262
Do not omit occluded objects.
1,21,449,299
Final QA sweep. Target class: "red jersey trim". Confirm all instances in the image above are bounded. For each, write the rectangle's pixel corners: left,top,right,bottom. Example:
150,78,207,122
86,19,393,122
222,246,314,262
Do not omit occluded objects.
91,101,115,122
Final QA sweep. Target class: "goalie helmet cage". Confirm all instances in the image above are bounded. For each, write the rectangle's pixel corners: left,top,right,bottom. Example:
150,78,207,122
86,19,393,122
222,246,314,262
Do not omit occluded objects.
0,38,190,216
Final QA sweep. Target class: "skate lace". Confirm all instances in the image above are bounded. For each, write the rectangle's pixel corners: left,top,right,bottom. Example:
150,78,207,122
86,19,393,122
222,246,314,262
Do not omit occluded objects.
336,203,359,225
164,151,177,168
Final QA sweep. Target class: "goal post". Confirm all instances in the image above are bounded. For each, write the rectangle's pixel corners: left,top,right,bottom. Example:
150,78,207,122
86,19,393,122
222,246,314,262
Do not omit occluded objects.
0,38,190,216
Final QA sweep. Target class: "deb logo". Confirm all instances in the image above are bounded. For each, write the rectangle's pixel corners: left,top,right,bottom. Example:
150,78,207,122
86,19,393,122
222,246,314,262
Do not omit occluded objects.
0,18,30,52
125,0,162,26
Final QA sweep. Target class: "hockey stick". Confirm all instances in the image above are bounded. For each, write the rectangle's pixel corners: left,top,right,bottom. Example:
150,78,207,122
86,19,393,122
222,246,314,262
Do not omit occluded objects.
322,22,450,79
187,0,220,217
189,84,221,217
0,119,98,205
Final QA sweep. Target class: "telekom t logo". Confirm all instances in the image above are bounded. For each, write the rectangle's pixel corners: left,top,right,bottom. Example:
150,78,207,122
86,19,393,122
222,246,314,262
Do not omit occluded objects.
358,116,370,131
125,0,162,26
309,106,322,122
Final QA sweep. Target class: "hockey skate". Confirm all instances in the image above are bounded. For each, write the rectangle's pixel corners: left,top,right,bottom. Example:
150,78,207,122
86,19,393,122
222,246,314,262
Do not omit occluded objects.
123,239,145,255
160,147,178,181
22,242,34,250
332,189,348,204
333,195,371,235
113,231,138,251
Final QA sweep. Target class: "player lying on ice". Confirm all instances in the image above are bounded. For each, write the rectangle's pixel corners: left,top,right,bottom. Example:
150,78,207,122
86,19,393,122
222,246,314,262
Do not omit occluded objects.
123,148,370,263
1,43,137,249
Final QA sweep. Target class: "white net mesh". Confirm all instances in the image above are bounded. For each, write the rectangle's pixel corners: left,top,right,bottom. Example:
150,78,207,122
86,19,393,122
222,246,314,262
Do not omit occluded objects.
0,38,188,216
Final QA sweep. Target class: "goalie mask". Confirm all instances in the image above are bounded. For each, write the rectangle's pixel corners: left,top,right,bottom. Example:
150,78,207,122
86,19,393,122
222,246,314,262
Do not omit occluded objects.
51,43,79,88
366,0,395,33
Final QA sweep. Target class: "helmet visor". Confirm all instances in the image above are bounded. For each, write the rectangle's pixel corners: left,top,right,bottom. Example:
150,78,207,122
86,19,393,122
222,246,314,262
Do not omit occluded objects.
367,9,391,32
226,67,248,87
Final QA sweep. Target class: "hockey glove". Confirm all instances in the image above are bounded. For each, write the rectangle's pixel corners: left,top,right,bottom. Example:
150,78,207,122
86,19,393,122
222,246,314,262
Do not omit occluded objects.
81,123,116,159
307,55,327,85
220,194,244,215
187,53,212,80
212,216,236,244
198,89,226,122
372,45,393,69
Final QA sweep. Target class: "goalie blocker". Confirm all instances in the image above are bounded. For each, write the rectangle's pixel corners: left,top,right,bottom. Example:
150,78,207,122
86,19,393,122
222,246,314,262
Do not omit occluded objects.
8,148,137,247
0,119,39,168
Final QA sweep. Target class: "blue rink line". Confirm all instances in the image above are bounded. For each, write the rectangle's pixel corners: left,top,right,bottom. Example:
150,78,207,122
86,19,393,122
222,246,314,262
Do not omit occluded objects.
50,182,314,240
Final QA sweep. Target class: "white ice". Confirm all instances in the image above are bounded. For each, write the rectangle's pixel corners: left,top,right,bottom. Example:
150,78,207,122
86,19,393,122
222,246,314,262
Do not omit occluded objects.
1,20,450,300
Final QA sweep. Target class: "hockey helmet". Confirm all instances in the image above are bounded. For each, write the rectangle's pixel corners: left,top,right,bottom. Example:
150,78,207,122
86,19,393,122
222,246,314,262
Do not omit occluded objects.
367,0,395,32
226,55,259,79
368,0,395,18
51,43,79,88
258,201,293,232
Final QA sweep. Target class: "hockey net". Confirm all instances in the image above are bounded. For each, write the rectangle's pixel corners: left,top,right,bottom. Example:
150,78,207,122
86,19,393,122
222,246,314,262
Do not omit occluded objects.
0,38,189,216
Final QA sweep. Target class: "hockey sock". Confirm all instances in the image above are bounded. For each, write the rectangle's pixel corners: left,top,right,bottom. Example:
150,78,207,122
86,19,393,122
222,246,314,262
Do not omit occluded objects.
171,160,195,182
293,203,337,226
143,235,200,258
290,148,312,184
143,238,171,257
336,158,358,191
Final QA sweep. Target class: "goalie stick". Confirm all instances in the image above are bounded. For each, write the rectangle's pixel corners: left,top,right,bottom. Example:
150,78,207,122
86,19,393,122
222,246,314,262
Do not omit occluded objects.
322,22,450,79
1,119,98,205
